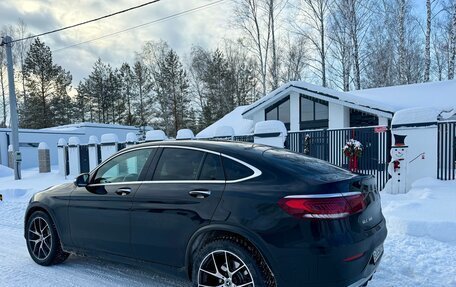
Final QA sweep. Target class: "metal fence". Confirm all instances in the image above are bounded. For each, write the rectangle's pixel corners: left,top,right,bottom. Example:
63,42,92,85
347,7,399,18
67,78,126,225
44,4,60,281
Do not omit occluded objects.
286,126,391,190
437,121,456,180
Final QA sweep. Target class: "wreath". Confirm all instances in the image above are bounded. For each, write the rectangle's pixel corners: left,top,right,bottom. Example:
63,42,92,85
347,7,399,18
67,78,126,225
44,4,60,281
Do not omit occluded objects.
343,139,363,158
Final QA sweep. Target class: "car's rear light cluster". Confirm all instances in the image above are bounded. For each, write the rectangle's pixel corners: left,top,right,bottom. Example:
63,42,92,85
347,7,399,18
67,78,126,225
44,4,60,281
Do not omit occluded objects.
278,192,366,219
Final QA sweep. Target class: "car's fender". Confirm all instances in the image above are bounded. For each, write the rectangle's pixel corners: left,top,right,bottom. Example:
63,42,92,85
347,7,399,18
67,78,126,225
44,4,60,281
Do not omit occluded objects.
184,223,279,280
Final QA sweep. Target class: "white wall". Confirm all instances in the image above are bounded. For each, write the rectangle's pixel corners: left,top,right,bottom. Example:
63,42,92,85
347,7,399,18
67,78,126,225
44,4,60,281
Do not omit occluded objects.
378,117,389,126
393,126,438,190
251,110,264,127
290,92,300,131
329,102,350,129
0,129,84,169
0,132,7,166
0,124,141,169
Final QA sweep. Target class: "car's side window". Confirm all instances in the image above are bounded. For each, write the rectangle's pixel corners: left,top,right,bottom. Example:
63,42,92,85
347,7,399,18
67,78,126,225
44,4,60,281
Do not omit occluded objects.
153,148,205,181
199,153,225,181
222,156,254,181
93,149,153,184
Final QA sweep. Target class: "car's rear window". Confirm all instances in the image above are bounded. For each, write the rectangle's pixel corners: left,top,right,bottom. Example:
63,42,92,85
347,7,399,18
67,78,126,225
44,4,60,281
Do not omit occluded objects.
263,148,356,184
222,157,254,181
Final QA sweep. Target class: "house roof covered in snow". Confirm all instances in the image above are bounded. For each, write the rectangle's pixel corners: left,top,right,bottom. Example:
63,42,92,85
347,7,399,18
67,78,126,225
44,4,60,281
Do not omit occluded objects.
350,80,456,112
242,80,456,119
196,106,254,138
242,81,397,119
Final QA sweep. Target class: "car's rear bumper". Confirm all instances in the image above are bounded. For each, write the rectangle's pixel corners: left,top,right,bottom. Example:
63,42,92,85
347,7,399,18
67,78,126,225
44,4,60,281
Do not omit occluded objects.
269,219,387,287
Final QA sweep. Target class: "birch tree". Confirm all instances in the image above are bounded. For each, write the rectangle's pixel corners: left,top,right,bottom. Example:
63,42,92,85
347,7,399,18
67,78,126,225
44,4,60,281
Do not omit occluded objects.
424,0,433,81
292,0,331,87
448,0,456,79
0,45,6,128
232,0,272,95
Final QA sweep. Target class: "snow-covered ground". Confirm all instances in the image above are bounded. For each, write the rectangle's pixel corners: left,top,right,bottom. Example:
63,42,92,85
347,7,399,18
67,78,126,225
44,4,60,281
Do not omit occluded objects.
0,168,455,286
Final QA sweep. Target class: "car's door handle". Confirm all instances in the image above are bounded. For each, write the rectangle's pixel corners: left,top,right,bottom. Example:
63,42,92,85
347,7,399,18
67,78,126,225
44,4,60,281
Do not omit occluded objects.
189,190,211,199
115,188,132,196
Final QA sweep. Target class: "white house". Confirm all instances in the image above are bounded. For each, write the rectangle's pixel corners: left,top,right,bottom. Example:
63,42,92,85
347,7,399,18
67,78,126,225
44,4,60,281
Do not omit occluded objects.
0,122,145,169
197,80,456,137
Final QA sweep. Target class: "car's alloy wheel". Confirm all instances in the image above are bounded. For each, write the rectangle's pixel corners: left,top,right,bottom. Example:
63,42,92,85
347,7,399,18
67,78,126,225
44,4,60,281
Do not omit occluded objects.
26,211,69,266
198,250,254,287
28,216,53,260
193,237,277,287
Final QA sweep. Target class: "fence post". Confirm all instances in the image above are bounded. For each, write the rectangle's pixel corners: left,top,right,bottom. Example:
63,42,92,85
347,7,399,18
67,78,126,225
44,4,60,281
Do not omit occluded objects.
7,145,13,168
88,136,99,171
254,121,287,148
126,132,138,148
145,130,168,142
38,142,51,173
68,137,81,177
176,129,194,140
214,126,234,140
100,134,119,162
57,139,67,176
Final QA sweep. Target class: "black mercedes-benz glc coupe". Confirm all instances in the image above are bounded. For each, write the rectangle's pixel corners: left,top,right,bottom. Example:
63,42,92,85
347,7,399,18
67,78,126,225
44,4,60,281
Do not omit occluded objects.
25,140,386,287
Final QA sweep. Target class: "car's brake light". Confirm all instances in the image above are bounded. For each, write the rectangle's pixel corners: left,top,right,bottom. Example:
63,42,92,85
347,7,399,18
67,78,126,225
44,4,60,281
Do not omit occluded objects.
278,192,366,219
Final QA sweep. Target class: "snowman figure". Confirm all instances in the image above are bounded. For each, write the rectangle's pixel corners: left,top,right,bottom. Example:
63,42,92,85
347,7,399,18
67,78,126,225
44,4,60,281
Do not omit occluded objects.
388,134,408,194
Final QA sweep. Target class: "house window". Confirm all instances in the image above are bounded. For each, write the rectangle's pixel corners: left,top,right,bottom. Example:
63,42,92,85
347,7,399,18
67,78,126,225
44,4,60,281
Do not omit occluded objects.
300,95,329,130
349,109,378,127
265,96,290,129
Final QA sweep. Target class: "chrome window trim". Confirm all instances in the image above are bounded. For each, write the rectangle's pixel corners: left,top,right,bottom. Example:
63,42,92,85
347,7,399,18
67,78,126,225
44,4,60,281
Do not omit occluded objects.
90,146,159,177
158,145,221,156
88,144,262,185
284,191,362,199
220,154,262,183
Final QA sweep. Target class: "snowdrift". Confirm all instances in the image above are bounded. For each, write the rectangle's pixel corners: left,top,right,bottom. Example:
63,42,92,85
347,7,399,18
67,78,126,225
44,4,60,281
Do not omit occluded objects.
382,177,456,244
0,164,13,178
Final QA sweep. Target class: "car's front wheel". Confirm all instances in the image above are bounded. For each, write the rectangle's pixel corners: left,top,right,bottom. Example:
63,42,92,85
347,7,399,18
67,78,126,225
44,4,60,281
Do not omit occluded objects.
26,211,69,266
192,238,275,287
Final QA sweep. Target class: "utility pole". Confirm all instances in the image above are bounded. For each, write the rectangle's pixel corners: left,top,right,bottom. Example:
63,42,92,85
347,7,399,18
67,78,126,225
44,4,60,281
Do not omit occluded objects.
1,35,21,180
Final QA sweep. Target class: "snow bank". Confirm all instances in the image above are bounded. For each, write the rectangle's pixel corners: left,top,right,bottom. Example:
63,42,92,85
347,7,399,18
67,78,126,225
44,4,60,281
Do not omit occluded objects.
351,79,456,112
196,106,254,138
176,129,194,140
145,130,168,141
88,135,98,145
382,177,456,244
68,136,80,146
0,164,13,178
125,132,137,143
214,126,234,138
38,142,49,150
254,120,287,135
100,133,119,144
57,138,67,146
392,107,443,126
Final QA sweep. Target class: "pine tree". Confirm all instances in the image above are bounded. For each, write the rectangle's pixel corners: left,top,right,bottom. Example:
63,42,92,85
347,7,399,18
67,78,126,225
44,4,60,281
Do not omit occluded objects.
119,63,137,126
153,49,192,136
22,38,72,128
133,60,152,130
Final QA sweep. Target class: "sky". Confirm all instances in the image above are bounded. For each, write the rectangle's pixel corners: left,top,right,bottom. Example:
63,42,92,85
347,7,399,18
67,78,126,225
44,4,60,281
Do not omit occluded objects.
0,0,232,86
0,0,429,89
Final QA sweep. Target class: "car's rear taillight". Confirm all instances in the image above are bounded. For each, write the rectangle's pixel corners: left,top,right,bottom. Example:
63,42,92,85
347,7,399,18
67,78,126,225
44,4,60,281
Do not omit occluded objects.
278,192,366,219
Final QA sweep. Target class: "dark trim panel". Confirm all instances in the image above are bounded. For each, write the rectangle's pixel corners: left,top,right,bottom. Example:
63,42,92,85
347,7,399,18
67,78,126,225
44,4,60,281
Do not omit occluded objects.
299,94,329,130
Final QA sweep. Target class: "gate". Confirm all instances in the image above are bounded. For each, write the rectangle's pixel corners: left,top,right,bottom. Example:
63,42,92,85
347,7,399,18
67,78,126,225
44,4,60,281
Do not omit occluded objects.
79,145,90,173
287,126,391,190
437,121,456,180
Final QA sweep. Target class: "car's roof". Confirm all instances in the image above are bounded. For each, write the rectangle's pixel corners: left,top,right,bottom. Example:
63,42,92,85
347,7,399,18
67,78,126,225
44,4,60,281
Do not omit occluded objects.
126,140,273,157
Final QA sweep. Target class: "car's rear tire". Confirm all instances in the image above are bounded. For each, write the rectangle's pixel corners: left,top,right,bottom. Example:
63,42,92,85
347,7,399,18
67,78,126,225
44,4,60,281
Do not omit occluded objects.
192,237,275,287
26,211,69,266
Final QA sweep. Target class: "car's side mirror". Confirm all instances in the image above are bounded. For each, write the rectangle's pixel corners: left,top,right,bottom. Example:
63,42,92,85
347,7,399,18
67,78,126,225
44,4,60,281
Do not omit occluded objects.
74,173,90,187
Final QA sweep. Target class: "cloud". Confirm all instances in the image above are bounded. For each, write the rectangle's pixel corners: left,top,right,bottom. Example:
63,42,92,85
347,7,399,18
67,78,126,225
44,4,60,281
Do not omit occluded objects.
1,0,233,85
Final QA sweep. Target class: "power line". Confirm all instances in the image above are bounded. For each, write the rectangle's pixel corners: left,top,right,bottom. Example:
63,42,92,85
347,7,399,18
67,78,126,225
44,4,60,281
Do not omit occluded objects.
6,0,162,44
52,0,226,53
